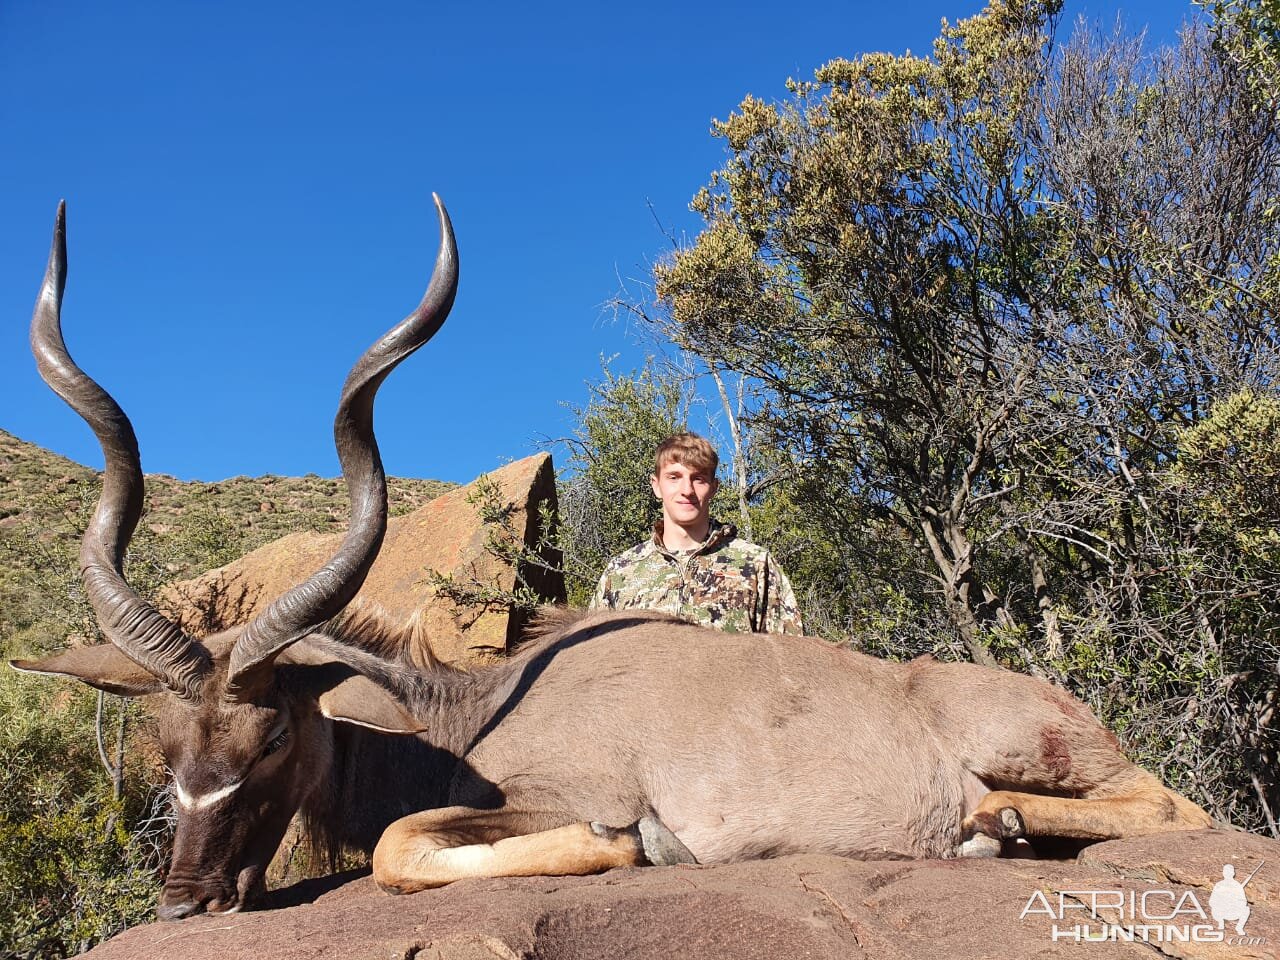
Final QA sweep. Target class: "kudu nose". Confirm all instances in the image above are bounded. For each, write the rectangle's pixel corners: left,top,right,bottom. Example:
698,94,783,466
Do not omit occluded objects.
157,878,237,921
156,898,206,922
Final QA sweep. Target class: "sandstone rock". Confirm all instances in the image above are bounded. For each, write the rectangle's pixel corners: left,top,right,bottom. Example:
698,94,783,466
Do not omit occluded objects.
161,454,564,665
81,830,1279,960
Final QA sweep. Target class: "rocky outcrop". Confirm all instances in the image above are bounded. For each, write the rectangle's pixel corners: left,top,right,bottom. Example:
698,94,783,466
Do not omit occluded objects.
81,830,1278,960
161,454,564,664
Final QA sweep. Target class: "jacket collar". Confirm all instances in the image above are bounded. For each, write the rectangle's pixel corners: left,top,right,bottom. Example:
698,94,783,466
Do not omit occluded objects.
650,518,737,558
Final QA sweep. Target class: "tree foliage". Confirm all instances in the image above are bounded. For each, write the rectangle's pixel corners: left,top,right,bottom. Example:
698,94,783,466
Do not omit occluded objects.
553,363,693,606
1199,0,1280,104
655,0,1280,832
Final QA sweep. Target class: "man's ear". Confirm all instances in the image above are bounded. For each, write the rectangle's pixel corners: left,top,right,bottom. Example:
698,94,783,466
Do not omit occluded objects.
708,477,720,499
284,662,425,735
650,473,662,499
10,645,164,697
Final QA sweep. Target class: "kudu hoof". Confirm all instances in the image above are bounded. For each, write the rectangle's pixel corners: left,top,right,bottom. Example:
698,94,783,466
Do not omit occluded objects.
958,803,1027,857
997,806,1026,838
637,817,698,866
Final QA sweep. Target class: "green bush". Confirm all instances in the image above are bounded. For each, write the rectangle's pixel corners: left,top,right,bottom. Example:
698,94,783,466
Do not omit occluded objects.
0,671,165,960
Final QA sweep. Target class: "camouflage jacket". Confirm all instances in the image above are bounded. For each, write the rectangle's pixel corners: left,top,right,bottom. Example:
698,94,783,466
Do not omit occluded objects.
589,521,804,635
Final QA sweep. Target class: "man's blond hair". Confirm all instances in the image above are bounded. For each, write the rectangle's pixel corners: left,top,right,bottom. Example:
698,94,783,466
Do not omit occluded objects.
654,433,718,477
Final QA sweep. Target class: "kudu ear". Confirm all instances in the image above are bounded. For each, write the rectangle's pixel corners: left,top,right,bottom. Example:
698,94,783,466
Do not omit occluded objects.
10,645,165,697
283,662,426,735
319,675,427,734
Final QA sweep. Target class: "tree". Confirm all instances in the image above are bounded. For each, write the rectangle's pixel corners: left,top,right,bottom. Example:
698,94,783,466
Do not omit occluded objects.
659,0,1076,663
655,0,1280,831
555,363,692,606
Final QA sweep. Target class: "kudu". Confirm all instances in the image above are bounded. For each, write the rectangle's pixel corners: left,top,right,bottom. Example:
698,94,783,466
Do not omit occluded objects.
15,199,1216,920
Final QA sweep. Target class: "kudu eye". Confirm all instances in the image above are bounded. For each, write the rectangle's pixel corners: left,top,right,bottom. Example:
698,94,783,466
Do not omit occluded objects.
262,728,290,758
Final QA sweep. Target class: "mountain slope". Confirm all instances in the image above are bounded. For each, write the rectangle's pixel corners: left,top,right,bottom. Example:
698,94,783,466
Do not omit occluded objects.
0,427,454,651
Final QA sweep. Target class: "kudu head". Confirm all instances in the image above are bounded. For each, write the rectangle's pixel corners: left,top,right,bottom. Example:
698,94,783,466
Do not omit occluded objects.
11,199,457,919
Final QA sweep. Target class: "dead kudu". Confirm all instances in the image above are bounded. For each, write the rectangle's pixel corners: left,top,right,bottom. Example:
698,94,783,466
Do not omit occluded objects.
14,199,1216,920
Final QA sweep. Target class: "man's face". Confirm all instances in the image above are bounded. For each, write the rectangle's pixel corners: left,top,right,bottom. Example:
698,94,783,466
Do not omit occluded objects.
651,459,718,529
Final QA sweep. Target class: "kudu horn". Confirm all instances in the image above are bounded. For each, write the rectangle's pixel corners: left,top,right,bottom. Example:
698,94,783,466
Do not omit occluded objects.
31,202,211,701
224,194,459,700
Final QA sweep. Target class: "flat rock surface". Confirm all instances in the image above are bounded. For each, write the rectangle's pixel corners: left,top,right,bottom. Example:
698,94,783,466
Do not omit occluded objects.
83,830,1279,960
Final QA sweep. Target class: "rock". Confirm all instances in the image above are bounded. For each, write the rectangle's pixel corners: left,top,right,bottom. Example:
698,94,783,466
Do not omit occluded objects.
161,454,564,665
80,831,1279,960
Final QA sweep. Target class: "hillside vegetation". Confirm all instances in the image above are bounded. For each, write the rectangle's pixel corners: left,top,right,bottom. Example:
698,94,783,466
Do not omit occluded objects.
0,428,452,958
0,429,451,646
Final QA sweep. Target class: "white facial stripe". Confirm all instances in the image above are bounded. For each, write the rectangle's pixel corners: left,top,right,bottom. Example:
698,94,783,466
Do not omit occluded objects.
174,777,244,812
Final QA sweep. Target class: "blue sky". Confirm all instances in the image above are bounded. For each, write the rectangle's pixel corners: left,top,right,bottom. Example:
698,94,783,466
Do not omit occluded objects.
1,1,1194,484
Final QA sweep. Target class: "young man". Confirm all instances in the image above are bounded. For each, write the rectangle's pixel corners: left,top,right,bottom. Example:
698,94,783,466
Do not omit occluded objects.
589,432,804,635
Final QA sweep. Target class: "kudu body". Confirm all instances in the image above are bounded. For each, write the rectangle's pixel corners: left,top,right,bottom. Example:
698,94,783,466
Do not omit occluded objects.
15,200,1214,919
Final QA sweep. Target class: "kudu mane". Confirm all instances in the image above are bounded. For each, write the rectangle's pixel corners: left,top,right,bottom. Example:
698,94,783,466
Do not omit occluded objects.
316,601,690,688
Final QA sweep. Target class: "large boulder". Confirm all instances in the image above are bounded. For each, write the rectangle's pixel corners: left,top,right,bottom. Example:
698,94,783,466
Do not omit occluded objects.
162,453,564,664
81,830,1279,960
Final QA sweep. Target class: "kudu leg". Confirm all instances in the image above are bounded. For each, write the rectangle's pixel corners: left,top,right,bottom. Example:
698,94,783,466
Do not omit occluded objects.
958,771,1214,856
372,806,695,894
